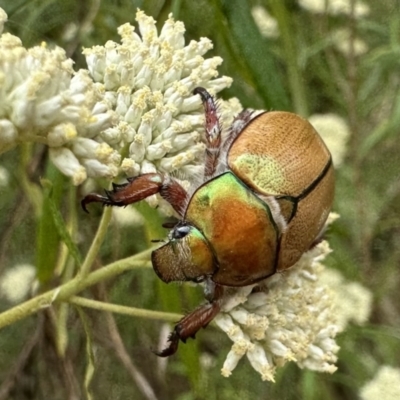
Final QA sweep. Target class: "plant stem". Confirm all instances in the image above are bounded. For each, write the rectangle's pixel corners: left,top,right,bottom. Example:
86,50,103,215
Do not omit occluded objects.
69,296,181,322
78,206,112,277
0,248,153,330
18,134,49,145
19,143,43,218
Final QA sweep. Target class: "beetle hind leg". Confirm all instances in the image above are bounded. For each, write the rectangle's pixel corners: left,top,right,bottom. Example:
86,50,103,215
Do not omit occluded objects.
153,283,224,357
153,298,223,357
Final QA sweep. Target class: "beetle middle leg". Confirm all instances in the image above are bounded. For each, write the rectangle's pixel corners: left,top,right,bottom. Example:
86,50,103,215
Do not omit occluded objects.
154,282,224,357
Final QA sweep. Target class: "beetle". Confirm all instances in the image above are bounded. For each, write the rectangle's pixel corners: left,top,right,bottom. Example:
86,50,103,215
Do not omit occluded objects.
82,87,334,356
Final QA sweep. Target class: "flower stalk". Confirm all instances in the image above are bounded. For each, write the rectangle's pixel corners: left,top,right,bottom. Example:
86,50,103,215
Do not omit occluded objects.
0,249,153,330
69,296,181,322
78,205,113,277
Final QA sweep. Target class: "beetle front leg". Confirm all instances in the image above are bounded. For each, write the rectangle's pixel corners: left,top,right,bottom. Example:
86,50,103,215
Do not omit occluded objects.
154,283,224,357
81,173,188,217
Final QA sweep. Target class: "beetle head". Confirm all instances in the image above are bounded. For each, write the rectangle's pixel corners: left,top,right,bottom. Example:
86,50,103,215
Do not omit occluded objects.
151,223,216,283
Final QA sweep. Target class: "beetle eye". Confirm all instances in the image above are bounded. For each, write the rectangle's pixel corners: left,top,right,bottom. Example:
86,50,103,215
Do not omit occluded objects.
172,225,191,239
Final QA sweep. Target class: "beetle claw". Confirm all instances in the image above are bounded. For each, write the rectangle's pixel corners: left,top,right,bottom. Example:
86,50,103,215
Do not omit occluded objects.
81,193,111,213
152,331,180,357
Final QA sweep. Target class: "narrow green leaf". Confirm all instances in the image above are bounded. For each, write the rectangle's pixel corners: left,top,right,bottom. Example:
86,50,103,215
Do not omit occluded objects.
220,0,290,110
35,164,64,283
359,89,400,158
41,179,82,267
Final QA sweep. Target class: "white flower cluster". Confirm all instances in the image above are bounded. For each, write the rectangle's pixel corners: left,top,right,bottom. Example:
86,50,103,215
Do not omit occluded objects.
298,0,370,17
0,8,240,195
0,10,117,184
309,113,350,166
215,238,340,381
360,366,400,400
83,10,237,187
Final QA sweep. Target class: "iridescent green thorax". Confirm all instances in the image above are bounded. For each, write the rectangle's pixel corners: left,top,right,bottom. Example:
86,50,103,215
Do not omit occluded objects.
185,172,278,286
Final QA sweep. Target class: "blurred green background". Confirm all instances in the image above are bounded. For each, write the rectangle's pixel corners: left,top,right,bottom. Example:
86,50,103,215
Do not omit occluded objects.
0,0,399,399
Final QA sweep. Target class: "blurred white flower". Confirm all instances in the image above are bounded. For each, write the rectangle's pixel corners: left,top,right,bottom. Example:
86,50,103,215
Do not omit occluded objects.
360,366,400,400
112,206,144,227
332,28,368,57
319,268,372,331
0,264,36,304
251,6,279,38
309,113,350,166
298,0,370,17
200,353,217,370
215,216,341,381
0,165,9,187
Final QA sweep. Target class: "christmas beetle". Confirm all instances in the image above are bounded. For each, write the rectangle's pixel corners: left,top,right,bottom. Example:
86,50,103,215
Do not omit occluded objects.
82,87,334,356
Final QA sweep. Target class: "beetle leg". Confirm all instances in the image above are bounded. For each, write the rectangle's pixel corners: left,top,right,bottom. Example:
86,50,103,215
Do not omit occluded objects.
193,87,222,178
222,109,254,152
153,283,224,357
81,173,188,217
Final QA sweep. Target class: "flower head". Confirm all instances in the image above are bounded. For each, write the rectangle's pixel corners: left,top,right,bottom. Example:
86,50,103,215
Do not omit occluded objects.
0,9,240,193
77,10,240,212
360,366,400,400
0,9,117,184
215,214,342,381
83,11,238,189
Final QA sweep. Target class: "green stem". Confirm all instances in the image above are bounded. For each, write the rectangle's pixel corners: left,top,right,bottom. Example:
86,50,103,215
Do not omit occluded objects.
270,1,309,116
0,248,153,330
19,143,43,218
171,0,183,18
1,134,48,155
54,185,79,357
78,206,112,277
69,296,181,322
18,134,49,145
